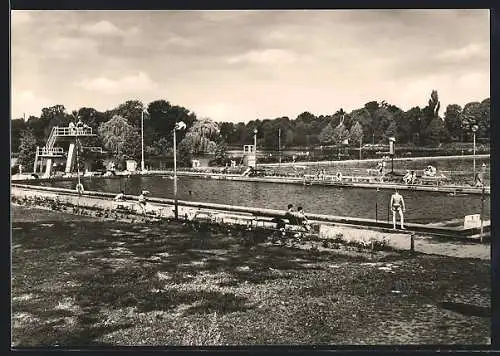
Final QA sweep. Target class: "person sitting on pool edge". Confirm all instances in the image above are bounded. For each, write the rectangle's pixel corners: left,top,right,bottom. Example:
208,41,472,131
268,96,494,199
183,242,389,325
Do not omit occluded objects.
284,204,296,224
296,206,312,232
390,189,406,230
138,190,149,206
114,190,125,201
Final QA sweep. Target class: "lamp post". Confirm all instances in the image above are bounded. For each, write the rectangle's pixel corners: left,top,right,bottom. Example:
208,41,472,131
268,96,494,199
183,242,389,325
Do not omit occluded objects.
253,128,258,169
141,110,147,172
472,124,478,178
173,121,186,220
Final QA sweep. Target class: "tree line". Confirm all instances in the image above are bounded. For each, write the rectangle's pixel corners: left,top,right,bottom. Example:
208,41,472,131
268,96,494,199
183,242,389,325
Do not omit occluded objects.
218,91,490,149
12,90,490,170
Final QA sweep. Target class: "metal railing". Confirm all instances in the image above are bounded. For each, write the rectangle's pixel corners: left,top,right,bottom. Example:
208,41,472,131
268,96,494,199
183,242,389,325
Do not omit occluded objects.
37,147,64,156
53,126,94,136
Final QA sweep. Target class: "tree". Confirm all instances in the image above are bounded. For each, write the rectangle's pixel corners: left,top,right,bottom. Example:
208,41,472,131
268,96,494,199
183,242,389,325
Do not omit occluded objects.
333,124,349,145
443,104,462,141
318,123,335,145
77,107,107,131
109,100,145,128
178,118,221,157
11,118,27,153
349,108,372,143
293,121,307,146
296,111,316,124
349,121,363,147
98,115,141,167
284,128,295,147
461,102,482,142
213,140,229,166
421,117,445,146
373,106,395,142
25,115,46,145
146,100,197,146
419,90,441,145
478,98,490,141
363,101,379,141
17,129,37,171
40,104,71,139
219,122,235,144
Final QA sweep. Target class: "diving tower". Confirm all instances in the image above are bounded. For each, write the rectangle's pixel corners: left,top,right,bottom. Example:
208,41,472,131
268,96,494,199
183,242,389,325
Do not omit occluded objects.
33,126,97,176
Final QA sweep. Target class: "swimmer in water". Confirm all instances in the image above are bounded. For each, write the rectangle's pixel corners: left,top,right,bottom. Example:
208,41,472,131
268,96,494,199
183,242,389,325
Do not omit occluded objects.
390,189,406,230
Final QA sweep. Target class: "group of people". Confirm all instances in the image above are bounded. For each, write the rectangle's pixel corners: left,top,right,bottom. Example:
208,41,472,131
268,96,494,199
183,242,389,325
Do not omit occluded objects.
423,165,437,177
114,189,149,208
283,204,312,231
68,119,90,134
402,170,417,184
109,188,407,231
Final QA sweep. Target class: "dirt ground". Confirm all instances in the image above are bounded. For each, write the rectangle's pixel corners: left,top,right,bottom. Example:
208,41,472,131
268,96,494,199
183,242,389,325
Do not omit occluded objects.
11,206,491,347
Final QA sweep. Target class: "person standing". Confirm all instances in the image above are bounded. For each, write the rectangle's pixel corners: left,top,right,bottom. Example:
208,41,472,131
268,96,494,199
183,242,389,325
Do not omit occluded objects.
390,189,406,230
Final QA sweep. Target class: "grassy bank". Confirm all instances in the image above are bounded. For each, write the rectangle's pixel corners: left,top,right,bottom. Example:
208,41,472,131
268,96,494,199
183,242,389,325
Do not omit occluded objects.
11,206,490,347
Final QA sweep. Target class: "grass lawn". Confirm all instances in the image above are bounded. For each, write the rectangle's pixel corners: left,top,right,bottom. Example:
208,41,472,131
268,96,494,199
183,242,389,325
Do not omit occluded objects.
11,206,490,347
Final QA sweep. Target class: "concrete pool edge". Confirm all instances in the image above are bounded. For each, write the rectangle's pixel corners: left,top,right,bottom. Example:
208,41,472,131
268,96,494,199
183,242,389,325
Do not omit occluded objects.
11,170,490,196
11,184,490,241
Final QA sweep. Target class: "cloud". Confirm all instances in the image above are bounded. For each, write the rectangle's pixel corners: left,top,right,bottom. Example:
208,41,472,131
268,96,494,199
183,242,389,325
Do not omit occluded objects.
200,10,258,22
75,71,157,95
80,20,124,36
11,89,53,118
11,11,32,26
45,37,99,59
80,20,140,37
227,48,307,65
436,42,489,62
164,35,197,48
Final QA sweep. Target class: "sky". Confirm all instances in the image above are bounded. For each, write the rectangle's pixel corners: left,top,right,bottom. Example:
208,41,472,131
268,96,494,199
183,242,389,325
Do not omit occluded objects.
11,9,490,122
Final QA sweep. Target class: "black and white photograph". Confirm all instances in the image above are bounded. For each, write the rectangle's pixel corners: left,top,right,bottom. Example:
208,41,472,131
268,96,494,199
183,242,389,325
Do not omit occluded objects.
10,9,491,347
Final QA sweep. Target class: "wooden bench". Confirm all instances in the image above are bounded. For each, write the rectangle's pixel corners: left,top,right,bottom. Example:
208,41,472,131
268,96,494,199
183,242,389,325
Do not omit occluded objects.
418,175,450,186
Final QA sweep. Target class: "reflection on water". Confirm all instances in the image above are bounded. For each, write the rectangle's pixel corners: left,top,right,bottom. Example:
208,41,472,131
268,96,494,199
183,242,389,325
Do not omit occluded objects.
40,175,490,224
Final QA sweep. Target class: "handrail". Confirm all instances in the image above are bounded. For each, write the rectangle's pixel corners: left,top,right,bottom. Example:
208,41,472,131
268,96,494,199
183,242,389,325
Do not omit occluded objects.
46,126,57,149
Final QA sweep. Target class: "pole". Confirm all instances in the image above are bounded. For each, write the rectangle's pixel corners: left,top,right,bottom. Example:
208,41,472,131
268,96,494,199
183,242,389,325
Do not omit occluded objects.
480,186,485,242
473,132,476,179
359,137,362,160
75,129,81,194
173,128,178,220
141,110,145,172
278,128,281,166
391,154,394,174
254,130,257,169
375,188,378,222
